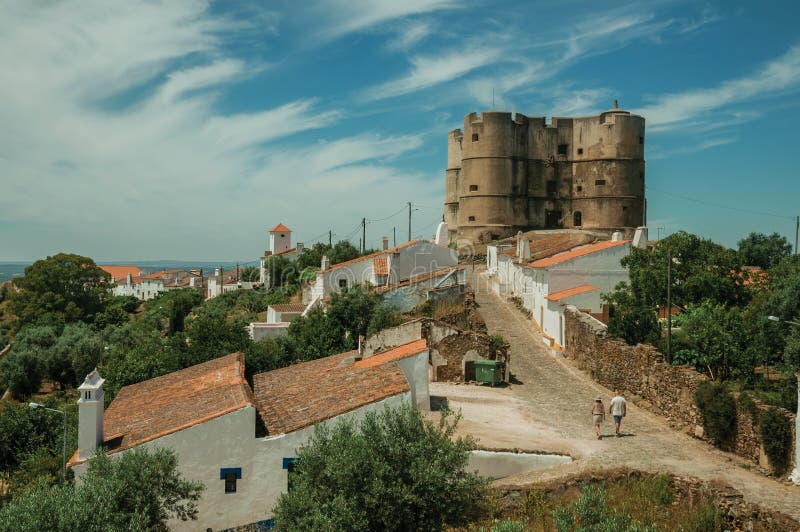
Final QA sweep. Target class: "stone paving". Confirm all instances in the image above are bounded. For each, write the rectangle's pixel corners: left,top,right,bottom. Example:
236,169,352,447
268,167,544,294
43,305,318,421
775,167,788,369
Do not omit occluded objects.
450,269,800,520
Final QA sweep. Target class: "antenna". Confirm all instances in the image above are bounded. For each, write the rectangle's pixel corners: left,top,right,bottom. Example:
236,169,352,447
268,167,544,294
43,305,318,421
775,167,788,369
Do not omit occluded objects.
492,87,495,109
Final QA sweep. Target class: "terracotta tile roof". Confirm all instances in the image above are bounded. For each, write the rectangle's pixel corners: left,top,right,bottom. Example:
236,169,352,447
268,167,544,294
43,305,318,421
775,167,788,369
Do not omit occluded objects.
355,339,428,369
252,351,409,435
102,353,253,454
114,276,141,285
326,239,425,272
269,303,307,313
529,239,630,268
270,223,292,232
141,269,187,280
529,233,597,261
546,285,600,301
99,265,142,281
372,257,389,275
273,247,297,257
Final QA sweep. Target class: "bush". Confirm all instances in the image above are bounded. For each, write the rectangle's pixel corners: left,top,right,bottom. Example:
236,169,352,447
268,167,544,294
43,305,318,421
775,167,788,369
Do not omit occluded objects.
695,381,737,449
737,391,758,416
760,407,792,475
551,483,642,531
273,404,487,531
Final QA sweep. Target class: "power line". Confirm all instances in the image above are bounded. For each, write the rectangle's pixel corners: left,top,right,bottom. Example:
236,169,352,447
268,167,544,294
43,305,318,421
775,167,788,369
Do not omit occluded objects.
366,205,407,223
649,186,794,220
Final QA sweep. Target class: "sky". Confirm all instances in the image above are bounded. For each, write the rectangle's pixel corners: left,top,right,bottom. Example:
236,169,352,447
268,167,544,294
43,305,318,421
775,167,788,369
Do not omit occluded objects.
1,0,799,262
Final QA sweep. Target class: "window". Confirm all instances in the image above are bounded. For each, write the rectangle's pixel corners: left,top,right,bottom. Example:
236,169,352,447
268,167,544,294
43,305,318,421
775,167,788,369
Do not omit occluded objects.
468,216,476,222
280,234,285,237
472,133,479,141
574,211,582,226
577,148,583,155
557,144,568,155
639,136,644,144
283,458,299,492
595,179,606,186
622,206,628,212
220,468,241,494
546,180,557,196
338,279,347,289
576,186,583,192
469,185,478,191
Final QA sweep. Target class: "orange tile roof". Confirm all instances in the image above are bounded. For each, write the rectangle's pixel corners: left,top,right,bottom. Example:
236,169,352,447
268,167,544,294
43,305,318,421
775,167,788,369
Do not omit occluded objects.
273,247,297,256
99,265,142,281
528,239,630,268
355,339,428,369
101,353,253,454
546,285,600,301
270,223,292,232
269,303,307,313
326,239,426,272
372,257,389,275
141,269,186,280
253,351,409,435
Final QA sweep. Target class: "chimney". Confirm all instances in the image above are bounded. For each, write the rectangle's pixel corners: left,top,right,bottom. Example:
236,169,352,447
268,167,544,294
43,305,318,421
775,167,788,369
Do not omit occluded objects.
382,236,389,251
611,231,623,242
214,267,221,277
321,254,330,272
633,226,648,249
613,99,619,109
358,335,365,356
296,242,304,253
189,276,196,288
77,369,106,460
126,273,132,285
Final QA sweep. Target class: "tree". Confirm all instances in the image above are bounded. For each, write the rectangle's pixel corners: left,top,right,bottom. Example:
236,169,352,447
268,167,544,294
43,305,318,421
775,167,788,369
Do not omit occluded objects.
239,266,260,282
296,242,332,270
273,404,486,531
329,240,360,264
8,253,111,331
0,447,204,531
738,232,793,269
0,401,65,475
681,301,749,381
0,349,44,398
603,286,660,346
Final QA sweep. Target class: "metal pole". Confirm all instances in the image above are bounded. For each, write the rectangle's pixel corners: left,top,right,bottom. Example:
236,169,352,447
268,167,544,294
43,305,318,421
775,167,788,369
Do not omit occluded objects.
407,202,412,242
62,410,67,481
328,230,332,247
393,227,396,248
667,250,672,364
361,218,366,253
795,215,798,255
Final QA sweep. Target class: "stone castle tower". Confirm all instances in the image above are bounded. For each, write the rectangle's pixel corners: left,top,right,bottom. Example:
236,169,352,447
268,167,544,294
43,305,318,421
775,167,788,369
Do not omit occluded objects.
444,102,645,243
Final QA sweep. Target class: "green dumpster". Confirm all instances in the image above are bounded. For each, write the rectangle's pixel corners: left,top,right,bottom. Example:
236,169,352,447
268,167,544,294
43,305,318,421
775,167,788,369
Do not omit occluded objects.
475,359,503,386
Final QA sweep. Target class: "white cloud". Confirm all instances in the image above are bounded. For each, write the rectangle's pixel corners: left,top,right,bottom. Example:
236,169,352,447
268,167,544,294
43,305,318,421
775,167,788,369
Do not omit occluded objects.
387,20,434,51
636,45,800,130
647,136,737,159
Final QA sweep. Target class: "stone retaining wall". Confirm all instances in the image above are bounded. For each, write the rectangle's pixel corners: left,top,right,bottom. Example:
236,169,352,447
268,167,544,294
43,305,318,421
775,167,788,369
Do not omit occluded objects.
562,306,796,476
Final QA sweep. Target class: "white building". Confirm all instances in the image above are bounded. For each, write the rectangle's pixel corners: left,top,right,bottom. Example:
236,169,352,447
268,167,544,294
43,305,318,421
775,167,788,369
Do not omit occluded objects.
70,340,430,531
137,269,202,301
308,239,458,307
259,223,304,286
99,265,144,298
248,303,307,341
206,267,258,299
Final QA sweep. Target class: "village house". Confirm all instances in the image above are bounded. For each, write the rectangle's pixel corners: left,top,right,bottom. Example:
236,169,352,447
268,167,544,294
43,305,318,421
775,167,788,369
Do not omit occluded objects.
206,267,258,299
138,269,203,301
98,265,144,298
248,303,307,341
70,340,430,531
259,223,304,286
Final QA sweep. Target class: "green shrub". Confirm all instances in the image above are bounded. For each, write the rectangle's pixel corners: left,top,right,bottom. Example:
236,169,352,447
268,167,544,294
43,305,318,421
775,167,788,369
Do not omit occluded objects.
737,391,758,416
760,407,792,475
695,381,737,449
685,498,723,531
482,519,525,532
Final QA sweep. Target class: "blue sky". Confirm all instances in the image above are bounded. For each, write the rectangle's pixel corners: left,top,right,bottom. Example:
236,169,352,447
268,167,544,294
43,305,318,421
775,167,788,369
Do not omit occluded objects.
1,0,799,262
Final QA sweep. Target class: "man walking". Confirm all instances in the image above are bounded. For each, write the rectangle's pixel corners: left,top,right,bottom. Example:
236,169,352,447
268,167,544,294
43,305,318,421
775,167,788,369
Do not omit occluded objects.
609,390,627,437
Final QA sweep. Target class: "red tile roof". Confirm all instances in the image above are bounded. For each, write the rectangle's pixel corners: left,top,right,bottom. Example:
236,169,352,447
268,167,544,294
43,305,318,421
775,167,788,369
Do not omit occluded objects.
99,265,142,281
102,353,253,454
529,239,630,268
270,223,292,232
546,285,600,301
372,257,389,275
253,351,409,435
269,303,307,313
355,339,428,369
141,269,187,280
273,247,297,257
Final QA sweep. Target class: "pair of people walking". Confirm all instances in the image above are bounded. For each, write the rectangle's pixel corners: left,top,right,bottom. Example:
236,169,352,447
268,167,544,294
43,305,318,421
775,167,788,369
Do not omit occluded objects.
591,390,627,439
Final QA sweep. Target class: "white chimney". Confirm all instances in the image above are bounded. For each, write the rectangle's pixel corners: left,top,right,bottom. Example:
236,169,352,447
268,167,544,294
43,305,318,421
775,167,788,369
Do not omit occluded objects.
382,236,389,251
321,254,330,272
296,242,304,253
126,273,132,285
611,231,623,242
434,222,449,246
214,267,222,277
77,369,105,461
189,276,196,287
633,226,648,249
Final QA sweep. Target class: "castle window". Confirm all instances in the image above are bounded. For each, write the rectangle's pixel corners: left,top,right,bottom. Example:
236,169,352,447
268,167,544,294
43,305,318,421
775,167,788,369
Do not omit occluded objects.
557,144,568,155
469,185,478,191
639,136,644,144
577,148,583,155
472,133,479,142
574,211,582,227
595,179,606,186
468,216,476,222
576,186,583,192
546,180,557,196
622,206,628,212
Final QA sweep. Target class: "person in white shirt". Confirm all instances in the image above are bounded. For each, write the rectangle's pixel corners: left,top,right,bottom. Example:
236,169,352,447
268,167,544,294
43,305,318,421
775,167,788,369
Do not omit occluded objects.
608,390,627,437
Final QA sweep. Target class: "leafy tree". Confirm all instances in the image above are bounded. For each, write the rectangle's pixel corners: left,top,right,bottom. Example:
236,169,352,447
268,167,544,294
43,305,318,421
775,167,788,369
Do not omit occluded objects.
183,307,250,366
738,232,793,269
760,407,792,475
296,242,332,270
239,266,260,282
681,301,749,381
327,285,382,344
273,404,486,531
0,349,44,398
329,240,360,264
0,401,65,475
0,447,204,531
285,307,346,361
695,381,736,449
8,253,111,331
603,286,660,346
263,255,300,290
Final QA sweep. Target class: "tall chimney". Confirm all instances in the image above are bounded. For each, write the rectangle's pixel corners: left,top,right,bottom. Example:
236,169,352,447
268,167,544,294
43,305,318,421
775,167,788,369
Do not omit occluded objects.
126,273,132,285
77,369,105,460
382,236,389,251
321,254,330,272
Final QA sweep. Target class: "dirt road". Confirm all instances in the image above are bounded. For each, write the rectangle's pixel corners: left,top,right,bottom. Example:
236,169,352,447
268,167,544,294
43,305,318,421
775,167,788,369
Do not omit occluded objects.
435,270,800,519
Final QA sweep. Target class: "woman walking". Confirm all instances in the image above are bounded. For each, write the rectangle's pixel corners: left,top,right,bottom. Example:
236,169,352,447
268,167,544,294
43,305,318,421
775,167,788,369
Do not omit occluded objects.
592,396,605,439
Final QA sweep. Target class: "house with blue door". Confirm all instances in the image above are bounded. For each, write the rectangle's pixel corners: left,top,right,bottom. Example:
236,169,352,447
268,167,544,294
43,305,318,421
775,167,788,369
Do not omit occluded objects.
70,340,430,531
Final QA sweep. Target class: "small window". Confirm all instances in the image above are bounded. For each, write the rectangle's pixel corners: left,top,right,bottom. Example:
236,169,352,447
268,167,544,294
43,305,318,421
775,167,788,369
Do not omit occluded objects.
574,211,582,227
595,179,606,186
577,148,583,155
468,216,476,222
287,462,297,492
557,144,568,155
576,186,583,192
472,133,479,142
469,185,478,191
338,279,347,289
639,136,644,144
225,472,237,493
281,234,285,237
546,180,557,195
622,206,628,212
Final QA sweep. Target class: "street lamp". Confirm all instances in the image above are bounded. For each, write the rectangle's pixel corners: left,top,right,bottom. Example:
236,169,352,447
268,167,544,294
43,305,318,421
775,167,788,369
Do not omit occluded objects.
767,315,800,327
29,402,67,481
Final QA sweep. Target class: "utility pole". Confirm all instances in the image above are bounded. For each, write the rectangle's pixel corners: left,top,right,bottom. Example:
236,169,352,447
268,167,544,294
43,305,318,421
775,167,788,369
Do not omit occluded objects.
666,250,672,364
407,202,412,242
236,263,239,282
361,217,366,254
393,226,396,247
329,230,332,247
795,215,799,255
